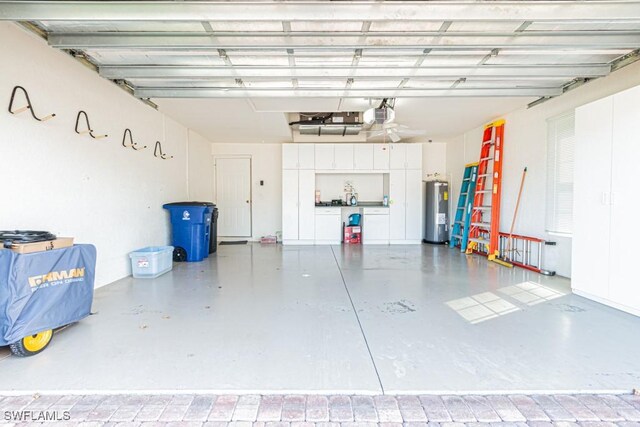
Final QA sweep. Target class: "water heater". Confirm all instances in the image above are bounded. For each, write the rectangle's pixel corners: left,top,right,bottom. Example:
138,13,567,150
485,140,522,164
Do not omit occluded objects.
424,180,449,244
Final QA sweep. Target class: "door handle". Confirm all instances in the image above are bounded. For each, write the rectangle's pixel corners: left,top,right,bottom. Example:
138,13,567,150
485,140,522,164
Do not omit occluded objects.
246,200,250,204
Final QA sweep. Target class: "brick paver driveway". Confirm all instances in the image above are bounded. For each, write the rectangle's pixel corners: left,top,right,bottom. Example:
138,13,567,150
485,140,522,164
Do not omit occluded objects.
1,394,640,426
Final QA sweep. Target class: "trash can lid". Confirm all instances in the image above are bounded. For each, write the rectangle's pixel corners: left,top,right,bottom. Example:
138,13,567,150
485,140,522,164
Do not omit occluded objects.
163,201,216,207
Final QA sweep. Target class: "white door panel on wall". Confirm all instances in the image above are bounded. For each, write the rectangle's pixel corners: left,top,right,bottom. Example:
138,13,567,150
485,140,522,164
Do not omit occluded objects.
354,144,374,170
373,144,390,170
216,157,252,237
572,97,613,299
405,169,423,240
298,144,315,169
609,86,640,308
390,144,407,169
298,170,316,240
389,170,407,239
406,144,423,169
334,144,354,169
282,144,298,169
282,169,299,240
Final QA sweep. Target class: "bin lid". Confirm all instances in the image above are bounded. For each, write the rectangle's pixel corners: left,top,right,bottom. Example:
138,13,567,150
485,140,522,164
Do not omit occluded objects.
163,201,215,207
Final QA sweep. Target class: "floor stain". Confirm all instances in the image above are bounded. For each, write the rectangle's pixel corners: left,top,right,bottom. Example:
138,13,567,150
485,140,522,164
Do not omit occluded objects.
382,300,417,314
553,303,586,313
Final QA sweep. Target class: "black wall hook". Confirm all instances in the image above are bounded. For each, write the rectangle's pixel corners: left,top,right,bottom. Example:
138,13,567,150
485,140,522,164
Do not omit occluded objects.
154,141,173,159
121,128,147,151
75,110,108,139
8,86,56,121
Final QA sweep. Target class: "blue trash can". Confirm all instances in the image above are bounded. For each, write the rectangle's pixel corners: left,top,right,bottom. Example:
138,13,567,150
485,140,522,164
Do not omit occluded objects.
163,202,213,262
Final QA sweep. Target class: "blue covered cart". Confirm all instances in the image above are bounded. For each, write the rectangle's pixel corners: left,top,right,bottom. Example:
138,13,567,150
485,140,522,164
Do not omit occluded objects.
0,244,96,356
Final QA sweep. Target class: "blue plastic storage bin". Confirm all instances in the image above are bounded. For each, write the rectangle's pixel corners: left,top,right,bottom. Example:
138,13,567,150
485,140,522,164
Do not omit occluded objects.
163,202,213,262
129,246,174,278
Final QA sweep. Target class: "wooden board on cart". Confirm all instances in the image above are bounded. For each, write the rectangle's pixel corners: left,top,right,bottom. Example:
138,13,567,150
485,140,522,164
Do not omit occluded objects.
9,237,74,254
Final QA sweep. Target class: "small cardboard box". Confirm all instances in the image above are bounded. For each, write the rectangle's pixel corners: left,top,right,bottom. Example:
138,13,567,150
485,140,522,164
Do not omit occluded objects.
10,237,74,254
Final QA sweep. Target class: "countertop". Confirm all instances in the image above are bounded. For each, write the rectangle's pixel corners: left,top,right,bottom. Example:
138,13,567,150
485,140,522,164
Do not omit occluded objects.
315,202,388,208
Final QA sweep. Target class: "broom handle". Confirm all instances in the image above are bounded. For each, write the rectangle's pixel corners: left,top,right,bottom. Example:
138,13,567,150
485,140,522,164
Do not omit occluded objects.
505,167,527,260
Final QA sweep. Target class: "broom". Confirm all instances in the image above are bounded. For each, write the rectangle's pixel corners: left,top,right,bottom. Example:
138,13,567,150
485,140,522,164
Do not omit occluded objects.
492,167,527,268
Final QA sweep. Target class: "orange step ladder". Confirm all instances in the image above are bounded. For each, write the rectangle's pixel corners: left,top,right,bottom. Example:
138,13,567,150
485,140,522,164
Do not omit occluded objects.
466,119,505,260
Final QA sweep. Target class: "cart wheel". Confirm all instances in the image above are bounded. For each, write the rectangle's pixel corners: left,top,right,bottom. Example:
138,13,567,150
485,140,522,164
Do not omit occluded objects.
173,247,187,262
9,329,53,357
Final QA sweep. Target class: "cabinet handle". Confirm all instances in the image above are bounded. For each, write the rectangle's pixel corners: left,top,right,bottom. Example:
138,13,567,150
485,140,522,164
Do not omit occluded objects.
601,192,608,205
610,192,615,205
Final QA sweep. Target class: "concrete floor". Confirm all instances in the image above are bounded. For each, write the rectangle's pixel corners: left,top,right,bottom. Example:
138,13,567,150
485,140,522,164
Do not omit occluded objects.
0,244,639,394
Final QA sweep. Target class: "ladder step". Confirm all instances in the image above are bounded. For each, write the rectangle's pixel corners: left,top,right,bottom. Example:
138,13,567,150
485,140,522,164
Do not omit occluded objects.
470,237,490,245
480,157,494,161
457,207,464,210
471,222,491,229
455,221,465,225
461,192,468,196
482,139,495,146
473,206,492,210
463,178,471,182
476,189,492,194
478,174,491,178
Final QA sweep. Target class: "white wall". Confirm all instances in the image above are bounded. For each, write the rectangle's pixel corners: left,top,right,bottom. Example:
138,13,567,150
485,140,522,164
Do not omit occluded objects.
445,60,640,278
211,143,282,240
0,23,213,288
187,129,215,201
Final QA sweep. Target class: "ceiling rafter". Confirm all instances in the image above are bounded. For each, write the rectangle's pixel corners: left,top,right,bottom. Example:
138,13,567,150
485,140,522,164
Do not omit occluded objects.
2,1,640,22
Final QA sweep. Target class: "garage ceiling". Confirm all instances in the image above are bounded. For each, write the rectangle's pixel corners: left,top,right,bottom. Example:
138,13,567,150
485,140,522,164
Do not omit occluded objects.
2,1,640,141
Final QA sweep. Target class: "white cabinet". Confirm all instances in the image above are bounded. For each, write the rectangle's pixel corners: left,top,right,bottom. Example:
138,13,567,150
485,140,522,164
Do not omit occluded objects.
406,144,423,169
573,97,613,300
390,144,407,169
282,169,299,240
373,144,390,170
354,144,374,170
389,170,407,240
390,144,422,169
298,170,316,240
298,144,315,169
573,85,640,316
334,144,354,169
283,144,315,169
405,169,423,241
315,144,335,169
609,86,640,310
362,208,390,244
282,144,299,169
315,208,342,243
282,169,315,243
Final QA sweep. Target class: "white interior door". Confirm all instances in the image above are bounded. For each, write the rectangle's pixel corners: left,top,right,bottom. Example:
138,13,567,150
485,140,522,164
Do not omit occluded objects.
389,169,407,240
216,157,252,237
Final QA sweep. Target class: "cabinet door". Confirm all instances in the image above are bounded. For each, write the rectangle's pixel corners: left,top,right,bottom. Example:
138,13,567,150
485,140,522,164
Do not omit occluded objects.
572,97,613,299
282,169,299,240
298,144,315,169
405,169,423,240
282,144,299,169
315,144,335,169
373,144,390,170
298,170,316,240
609,86,640,310
315,213,341,242
334,144,354,169
389,170,407,239
354,144,374,170
406,144,423,169
390,144,407,169
363,214,390,242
